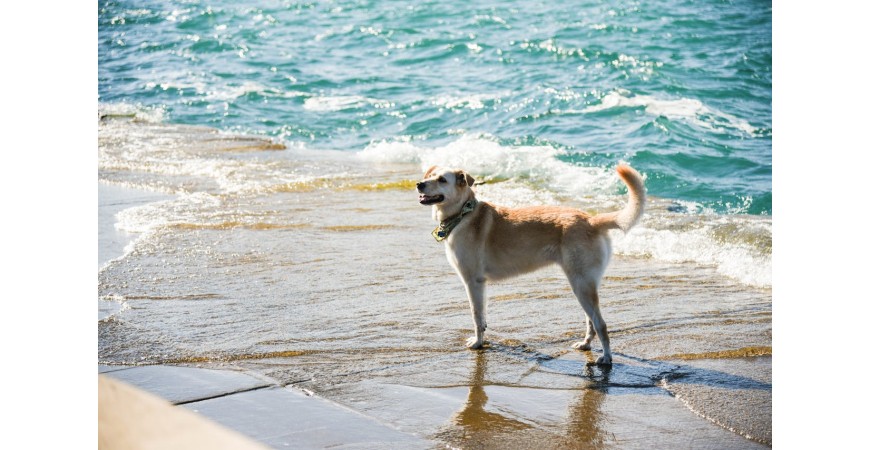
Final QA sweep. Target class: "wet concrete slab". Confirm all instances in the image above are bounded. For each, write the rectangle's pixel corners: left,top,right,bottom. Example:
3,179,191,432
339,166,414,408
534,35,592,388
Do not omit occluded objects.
101,365,433,449
102,365,272,404
182,386,432,449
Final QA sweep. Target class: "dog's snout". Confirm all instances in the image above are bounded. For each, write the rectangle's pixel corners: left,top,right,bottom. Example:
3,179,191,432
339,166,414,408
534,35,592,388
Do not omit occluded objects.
416,181,426,192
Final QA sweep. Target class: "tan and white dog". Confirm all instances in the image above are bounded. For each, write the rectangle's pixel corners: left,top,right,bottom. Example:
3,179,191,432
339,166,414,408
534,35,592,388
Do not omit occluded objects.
417,165,645,365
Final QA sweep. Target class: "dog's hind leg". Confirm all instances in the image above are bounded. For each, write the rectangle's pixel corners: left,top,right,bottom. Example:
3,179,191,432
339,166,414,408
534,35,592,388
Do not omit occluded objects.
571,314,596,351
462,276,487,349
568,277,611,365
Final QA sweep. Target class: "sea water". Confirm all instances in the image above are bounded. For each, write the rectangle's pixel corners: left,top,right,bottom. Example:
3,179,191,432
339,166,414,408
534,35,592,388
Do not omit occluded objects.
99,0,772,447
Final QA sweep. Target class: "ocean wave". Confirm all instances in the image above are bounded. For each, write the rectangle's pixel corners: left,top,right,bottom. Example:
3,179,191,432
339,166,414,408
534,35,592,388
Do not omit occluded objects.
431,93,500,110
583,91,757,136
113,192,297,235
612,218,771,288
114,196,205,234
143,78,208,95
303,95,384,112
143,79,305,103
98,294,130,321
359,134,618,198
204,81,277,101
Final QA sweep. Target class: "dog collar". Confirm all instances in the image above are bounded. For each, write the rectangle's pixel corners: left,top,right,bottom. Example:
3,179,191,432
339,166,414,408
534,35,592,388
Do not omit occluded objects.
432,199,478,242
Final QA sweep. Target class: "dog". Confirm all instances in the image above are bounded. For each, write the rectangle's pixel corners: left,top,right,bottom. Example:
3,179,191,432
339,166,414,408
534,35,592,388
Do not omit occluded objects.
417,164,645,365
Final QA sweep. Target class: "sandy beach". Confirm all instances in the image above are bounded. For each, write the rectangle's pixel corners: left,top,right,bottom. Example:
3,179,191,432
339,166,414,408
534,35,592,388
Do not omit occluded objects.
98,119,770,448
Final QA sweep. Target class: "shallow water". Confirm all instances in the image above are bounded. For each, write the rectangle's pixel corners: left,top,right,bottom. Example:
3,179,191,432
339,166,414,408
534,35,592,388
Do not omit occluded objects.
98,118,770,446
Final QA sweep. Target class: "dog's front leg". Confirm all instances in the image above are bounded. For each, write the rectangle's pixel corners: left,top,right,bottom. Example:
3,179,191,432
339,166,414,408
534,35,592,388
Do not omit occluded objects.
462,276,487,349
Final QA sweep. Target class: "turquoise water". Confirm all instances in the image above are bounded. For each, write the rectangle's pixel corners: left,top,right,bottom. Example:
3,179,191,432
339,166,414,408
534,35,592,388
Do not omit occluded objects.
98,0,771,215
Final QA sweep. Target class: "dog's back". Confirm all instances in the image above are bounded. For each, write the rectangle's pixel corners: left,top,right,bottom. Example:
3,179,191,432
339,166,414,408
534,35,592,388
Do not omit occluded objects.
453,203,594,280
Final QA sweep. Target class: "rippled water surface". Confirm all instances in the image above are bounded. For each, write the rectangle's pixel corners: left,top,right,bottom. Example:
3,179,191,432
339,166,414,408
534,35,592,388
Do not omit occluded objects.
100,0,771,214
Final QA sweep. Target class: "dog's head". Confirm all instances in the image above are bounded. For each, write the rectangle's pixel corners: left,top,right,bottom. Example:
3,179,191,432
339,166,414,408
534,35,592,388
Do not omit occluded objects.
416,166,475,208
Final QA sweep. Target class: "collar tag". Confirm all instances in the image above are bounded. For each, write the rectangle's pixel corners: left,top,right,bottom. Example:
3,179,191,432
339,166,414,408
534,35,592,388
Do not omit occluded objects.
432,199,478,242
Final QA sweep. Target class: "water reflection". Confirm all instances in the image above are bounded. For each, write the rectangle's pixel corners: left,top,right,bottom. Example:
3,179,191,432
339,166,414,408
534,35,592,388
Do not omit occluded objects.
451,352,531,437
442,351,614,449
566,352,610,448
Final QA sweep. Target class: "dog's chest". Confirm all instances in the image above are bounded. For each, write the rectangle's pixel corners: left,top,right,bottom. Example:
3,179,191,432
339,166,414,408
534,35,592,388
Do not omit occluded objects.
443,239,465,272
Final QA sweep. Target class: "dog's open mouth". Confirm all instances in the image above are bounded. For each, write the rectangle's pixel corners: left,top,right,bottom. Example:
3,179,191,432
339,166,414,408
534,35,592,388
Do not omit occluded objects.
419,194,445,205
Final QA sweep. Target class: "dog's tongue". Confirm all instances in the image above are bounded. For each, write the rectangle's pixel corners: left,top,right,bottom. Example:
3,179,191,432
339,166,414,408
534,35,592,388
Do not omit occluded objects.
419,194,441,205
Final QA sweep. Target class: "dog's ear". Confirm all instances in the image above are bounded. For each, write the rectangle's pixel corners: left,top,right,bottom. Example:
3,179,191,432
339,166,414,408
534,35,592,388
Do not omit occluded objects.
456,171,475,187
424,166,438,178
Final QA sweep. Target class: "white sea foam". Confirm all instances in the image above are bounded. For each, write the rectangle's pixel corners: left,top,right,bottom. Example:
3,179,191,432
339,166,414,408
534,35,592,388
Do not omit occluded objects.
205,81,273,101
584,91,757,135
114,195,207,233
612,221,771,288
303,95,379,112
140,70,208,95
431,93,499,110
98,294,130,321
466,42,483,53
359,134,618,199
108,198,183,267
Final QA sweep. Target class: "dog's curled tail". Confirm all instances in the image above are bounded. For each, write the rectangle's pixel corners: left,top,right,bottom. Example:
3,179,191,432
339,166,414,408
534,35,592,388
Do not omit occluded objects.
589,164,646,233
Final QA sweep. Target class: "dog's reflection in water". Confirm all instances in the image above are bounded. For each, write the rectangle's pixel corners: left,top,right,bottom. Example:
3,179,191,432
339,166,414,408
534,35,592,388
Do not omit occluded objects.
450,352,531,435
442,351,610,448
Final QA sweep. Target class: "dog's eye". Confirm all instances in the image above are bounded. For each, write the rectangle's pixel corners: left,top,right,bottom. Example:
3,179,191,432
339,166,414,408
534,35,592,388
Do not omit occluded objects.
438,176,447,183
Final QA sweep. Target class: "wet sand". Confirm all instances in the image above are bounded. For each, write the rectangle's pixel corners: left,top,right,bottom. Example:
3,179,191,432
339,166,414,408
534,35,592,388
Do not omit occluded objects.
98,120,771,448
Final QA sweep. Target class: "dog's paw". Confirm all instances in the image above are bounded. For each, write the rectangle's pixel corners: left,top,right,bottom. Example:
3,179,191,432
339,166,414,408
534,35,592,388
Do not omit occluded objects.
572,341,592,351
465,337,485,349
596,354,612,366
